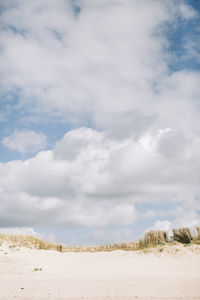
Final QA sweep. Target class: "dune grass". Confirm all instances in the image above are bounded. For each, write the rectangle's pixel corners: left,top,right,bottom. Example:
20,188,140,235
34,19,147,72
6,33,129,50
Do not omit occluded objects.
173,228,193,244
139,230,168,249
0,233,60,251
0,227,200,252
62,241,139,252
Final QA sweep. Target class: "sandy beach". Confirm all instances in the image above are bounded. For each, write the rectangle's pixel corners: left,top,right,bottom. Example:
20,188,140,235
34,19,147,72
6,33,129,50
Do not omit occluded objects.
0,243,200,300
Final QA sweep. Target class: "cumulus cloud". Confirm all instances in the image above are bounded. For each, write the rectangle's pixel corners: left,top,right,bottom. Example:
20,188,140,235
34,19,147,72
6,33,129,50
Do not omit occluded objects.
0,2,199,156
0,1,199,241
0,127,199,231
0,1,199,137
0,0,198,128
2,130,47,154
147,220,171,232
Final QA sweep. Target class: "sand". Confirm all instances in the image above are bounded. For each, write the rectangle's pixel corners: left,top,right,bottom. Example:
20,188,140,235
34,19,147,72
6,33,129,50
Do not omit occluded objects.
0,243,200,300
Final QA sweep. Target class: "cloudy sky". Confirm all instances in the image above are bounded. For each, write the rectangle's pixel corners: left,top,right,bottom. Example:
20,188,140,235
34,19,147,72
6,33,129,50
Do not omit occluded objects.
0,0,199,245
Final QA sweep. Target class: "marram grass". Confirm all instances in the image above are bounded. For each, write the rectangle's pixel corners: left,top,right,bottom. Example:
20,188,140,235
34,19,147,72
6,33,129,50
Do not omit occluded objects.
173,228,193,244
0,227,200,252
139,230,168,249
0,233,60,251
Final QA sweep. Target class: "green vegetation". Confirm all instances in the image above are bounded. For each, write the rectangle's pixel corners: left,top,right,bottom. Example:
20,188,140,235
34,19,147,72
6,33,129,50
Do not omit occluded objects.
33,267,43,272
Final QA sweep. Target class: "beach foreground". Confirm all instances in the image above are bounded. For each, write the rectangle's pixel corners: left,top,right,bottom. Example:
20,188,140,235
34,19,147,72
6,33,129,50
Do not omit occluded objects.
0,243,200,300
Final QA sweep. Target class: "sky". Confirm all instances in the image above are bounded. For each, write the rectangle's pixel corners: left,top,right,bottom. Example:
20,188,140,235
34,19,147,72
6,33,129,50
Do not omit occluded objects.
0,0,200,245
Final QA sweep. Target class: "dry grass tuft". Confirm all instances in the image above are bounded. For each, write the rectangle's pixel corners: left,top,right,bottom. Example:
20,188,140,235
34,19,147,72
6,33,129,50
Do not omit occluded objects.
173,228,193,244
139,230,168,249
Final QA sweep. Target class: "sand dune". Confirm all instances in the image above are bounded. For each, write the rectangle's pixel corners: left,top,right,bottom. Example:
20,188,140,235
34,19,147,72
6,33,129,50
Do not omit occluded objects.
0,242,200,299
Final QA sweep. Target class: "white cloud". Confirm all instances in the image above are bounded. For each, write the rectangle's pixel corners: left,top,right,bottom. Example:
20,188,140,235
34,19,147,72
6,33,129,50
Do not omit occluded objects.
0,1,199,148
0,1,199,239
171,208,200,229
178,3,198,19
0,127,199,229
2,130,47,154
0,0,198,127
148,220,171,232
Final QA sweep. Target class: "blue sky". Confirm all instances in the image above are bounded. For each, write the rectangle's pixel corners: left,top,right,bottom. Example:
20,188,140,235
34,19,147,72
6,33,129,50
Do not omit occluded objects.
0,0,199,244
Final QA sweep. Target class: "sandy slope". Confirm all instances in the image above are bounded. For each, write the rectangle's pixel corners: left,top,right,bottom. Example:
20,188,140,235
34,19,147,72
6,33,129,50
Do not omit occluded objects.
0,243,200,300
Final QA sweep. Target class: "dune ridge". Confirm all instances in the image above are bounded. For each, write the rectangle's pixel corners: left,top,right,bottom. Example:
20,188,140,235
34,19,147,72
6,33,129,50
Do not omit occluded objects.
1,226,200,253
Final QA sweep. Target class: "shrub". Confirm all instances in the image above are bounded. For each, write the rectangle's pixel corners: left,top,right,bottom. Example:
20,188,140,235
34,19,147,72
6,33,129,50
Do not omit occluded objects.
173,228,192,244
